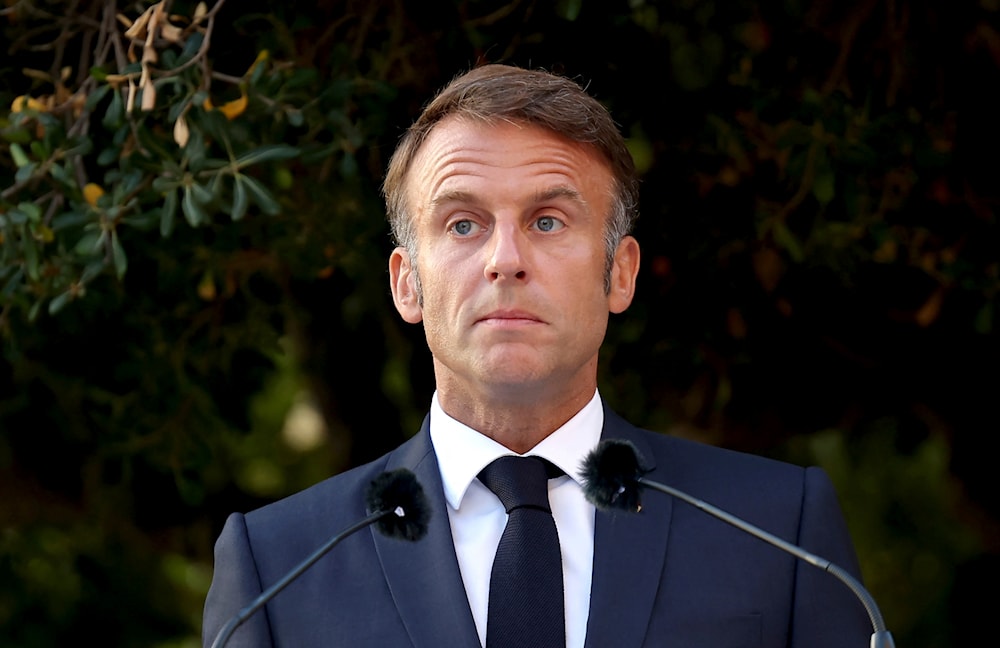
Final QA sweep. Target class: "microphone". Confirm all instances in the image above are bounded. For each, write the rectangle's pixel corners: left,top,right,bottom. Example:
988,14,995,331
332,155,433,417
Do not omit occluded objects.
580,439,896,648
209,468,431,648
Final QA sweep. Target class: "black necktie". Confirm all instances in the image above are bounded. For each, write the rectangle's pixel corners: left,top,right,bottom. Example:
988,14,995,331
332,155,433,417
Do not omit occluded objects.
478,455,565,648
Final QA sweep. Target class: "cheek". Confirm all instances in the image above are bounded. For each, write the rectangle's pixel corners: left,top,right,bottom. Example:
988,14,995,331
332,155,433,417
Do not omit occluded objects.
415,267,457,326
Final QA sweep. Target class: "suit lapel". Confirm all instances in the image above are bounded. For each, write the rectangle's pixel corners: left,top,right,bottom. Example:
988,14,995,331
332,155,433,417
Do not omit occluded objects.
371,418,482,648
584,407,674,648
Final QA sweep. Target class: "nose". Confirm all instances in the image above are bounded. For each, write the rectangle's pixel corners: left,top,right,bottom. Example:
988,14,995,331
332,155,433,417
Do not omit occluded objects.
484,223,528,282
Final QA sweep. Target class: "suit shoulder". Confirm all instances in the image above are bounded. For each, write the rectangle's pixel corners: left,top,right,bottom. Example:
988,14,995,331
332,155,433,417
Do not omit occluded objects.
612,418,820,511
242,423,433,524
236,424,434,543
642,427,802,477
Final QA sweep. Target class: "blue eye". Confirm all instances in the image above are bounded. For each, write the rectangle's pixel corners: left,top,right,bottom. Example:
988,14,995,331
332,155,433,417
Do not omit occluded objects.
453,220,475,235
536,216,563,232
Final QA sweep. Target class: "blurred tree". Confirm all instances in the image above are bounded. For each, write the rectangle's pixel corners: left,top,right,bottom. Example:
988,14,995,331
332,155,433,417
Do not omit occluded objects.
1,1,996,646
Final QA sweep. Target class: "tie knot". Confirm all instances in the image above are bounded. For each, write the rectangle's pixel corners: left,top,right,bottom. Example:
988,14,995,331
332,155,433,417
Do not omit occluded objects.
478,455,561,513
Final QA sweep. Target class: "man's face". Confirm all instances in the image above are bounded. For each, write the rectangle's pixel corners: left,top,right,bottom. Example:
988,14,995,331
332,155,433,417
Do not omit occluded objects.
389,117,639,406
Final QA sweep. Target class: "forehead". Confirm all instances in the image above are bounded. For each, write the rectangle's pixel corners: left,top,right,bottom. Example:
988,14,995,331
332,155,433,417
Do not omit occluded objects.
405,116,614,214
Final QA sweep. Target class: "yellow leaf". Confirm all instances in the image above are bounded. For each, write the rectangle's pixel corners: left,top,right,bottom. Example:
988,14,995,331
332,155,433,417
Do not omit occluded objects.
218,93,248,120
246,50,269,76
915,287,945,328
11,95,46,112
83,183,105,207
36,225,54,243
197,270,216,301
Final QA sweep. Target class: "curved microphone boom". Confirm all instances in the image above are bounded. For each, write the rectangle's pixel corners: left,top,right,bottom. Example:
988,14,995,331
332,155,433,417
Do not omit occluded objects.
209,468,431,648
580,439,895,648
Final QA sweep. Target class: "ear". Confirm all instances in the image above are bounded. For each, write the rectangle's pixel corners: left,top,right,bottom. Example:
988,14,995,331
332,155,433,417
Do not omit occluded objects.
608,235,640,314
389,247,423,324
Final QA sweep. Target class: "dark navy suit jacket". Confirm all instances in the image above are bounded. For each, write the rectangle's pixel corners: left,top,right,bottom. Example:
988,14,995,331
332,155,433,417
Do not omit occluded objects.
202,406,873,647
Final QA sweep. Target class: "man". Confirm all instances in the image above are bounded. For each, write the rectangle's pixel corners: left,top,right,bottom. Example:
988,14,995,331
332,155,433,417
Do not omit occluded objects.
203,64,874,647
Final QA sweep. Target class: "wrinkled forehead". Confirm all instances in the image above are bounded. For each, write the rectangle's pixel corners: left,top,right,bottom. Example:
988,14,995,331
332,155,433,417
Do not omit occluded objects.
403,116,615,213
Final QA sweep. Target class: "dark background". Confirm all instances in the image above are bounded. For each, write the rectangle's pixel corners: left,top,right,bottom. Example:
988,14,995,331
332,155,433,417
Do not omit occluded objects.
2,1,998,646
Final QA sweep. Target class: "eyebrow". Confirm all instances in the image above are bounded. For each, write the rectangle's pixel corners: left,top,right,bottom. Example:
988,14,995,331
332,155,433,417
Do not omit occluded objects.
535,186,587,207
429,190,477,210
428,186,589,211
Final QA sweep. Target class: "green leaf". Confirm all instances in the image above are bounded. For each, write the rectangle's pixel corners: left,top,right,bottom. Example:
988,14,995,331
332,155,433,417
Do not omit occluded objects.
81,261,104,284
111,229,127,279
191,181,215,206
49,162,71,185
167,98,188,124
15,162,38,184
556,0,583,21
772,221,804,263
48,290,72,315
85,83,111,111
28,299,41,322
74,231,102,255
2,126,33,144
1,267,24,298
250,57,267,85
240,174,281,215
231,175,249,221
234,144,300,169
182,184,207,226
119,168,144,196
286,108,304,128
18,202,43,223
102,88,124,129
29,139,49,161
161,188,178,236
51,211,90,231
97,146,119,166
160,49,178,69
177,31,205,64
112,124,129,146
4,207,28,225
813,170,836,205
122,210,158,231
184,128,207,171
152,176,177,193
23,232,39,280
10,142,30,167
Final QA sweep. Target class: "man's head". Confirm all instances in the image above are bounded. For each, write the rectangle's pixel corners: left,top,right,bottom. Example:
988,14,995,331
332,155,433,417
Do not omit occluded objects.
384,63,641,445
383,64,639,292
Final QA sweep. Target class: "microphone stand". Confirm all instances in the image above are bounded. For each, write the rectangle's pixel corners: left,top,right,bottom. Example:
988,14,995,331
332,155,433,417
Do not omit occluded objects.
209,510,392,648
639,477,896,648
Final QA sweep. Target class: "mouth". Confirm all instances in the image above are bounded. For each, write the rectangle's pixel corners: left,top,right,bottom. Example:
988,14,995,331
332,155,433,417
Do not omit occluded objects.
475,309,544,327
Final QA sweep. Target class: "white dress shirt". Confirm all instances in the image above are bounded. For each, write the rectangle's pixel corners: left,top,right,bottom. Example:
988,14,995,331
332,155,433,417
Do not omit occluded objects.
429,389,602,648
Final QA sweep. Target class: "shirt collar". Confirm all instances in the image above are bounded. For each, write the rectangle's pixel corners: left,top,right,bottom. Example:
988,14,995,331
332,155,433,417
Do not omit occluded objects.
430,390,604,510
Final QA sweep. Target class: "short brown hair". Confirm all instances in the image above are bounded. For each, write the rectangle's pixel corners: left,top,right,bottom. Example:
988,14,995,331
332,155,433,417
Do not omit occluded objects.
383,64,639,286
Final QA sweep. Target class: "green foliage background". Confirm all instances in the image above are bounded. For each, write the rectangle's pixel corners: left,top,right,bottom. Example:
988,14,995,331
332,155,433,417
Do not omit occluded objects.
2,1,997,646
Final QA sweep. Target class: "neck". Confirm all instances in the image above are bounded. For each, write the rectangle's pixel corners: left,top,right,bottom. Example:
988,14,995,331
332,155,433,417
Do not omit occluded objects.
435,383,596,454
